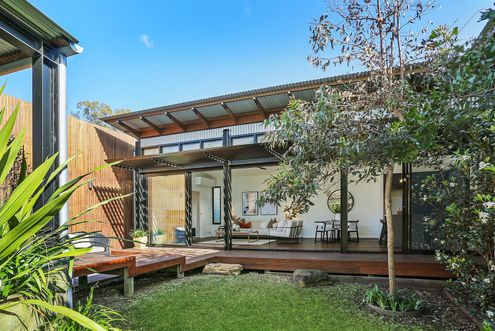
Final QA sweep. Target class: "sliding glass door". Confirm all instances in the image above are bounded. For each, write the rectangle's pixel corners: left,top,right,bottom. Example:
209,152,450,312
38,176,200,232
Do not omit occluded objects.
147,174,186,245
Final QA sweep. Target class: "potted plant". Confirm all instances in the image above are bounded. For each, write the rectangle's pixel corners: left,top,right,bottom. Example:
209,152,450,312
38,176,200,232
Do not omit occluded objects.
129,229,148,248
330,202,341,221
151,228,166,245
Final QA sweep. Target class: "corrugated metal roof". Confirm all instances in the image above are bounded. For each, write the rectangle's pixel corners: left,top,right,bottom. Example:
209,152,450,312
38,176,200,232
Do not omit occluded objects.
0,0,79,46
102,70,374,122
0,39,17,57
104,64,425,137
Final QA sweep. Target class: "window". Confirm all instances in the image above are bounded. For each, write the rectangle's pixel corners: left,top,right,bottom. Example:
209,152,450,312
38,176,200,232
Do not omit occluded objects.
181,142,201,151
142,147,159,155
202,139,223,149
212,186,221,224
231,136,254,146
256,134,265,143
161,145,180,154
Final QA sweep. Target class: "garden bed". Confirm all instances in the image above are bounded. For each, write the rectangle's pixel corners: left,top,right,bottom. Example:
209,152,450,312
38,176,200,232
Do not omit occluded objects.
79,271,477,330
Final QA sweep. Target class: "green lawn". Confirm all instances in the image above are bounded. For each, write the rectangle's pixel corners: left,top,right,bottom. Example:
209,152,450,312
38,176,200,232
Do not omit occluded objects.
124,273,423,331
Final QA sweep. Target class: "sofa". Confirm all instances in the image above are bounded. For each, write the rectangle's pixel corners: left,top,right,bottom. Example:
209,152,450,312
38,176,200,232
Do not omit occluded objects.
233,219,304,240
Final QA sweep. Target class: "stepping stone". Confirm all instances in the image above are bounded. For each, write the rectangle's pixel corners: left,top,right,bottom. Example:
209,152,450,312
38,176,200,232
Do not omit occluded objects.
292,269,328,287
203,263,243,275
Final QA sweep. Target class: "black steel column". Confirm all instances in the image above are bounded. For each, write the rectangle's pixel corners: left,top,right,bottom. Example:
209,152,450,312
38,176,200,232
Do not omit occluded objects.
340,168,348,253
223,162,232,250
32,51,59,227
402,163,412,252
185,171,193,246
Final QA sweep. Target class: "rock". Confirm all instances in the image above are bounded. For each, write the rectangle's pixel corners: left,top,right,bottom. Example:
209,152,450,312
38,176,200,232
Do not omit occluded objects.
292,269,328,287
203,263,243,275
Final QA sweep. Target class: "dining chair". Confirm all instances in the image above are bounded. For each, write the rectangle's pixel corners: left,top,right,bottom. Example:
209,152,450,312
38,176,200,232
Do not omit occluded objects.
314,221,328,242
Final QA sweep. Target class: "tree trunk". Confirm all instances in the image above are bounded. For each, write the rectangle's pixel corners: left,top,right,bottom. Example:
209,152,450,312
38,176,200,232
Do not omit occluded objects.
384,162,396,295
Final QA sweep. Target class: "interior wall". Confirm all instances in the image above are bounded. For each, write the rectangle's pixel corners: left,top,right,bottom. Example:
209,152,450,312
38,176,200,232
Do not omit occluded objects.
192,166,388,239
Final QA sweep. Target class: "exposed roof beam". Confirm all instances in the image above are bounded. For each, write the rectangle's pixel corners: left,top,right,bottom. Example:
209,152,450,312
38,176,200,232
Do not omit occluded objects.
164,112,185,131
252,97,267,118
191,107,209,128
140,116,162,135
221,102,237,123
204,152,228,164
117,120,140,138
153,158,182,168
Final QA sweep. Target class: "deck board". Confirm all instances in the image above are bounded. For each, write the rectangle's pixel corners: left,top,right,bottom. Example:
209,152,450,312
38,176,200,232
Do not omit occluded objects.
109,248,452,279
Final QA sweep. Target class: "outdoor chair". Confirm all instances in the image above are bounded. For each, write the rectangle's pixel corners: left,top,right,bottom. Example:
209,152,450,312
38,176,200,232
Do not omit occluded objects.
69,232,111,254
379,218,386,246
334,220,360,242
314,221,328,242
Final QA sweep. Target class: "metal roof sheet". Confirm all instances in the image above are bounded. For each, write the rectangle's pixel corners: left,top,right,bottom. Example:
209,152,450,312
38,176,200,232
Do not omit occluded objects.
0,0,79,46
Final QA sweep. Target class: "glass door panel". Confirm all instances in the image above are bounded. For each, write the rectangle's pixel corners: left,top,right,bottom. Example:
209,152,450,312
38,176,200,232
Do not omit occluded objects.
148,174,186,245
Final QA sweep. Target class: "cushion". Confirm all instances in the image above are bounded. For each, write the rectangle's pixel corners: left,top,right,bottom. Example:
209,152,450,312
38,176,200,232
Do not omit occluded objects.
267,218,277,228
277,220,288,230
259,220,270,228
239,221,252,229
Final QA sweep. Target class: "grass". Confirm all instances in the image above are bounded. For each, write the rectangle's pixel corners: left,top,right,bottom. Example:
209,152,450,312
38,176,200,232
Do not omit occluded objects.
124,273,423,331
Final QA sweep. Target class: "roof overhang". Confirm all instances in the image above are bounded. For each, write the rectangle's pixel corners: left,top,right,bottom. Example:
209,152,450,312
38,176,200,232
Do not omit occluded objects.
108,143,284,175
0,0,82,76
102,64,426,139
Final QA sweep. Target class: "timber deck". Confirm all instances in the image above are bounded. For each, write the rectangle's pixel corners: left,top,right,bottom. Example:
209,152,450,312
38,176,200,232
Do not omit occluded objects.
109,247,452,279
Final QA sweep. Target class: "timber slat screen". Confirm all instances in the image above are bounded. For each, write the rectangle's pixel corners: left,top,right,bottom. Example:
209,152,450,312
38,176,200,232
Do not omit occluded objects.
0,95,136,248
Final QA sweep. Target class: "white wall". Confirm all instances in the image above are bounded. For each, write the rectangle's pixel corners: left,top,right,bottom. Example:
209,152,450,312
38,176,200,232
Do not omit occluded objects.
192,167,388,239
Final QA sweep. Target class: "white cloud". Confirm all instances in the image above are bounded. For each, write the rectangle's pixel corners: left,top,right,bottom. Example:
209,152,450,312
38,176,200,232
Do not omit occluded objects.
140,34,154,49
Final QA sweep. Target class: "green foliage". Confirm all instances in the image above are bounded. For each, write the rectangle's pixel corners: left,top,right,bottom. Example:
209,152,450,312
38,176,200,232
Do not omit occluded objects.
153,228,164,236
402,12,495,327
363,285,424,312
329,202,341,214
129,229,147,238
52,287,127,330
71,101,131,129
0,85,123,330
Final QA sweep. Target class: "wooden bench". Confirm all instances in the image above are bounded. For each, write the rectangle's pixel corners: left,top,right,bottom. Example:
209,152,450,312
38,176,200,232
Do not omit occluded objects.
74,252,185,297
74,253,136,296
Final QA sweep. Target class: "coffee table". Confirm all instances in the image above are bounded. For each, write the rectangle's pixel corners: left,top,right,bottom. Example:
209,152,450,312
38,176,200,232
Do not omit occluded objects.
232,230,259,243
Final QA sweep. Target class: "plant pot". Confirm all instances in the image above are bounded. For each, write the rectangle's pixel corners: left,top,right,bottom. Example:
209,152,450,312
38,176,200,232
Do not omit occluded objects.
367,303,426,317
151,235,166,245
133,236,148,248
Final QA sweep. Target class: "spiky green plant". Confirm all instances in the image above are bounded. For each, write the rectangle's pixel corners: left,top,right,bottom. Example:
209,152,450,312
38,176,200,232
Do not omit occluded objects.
51,287,126,331
0,84,124,330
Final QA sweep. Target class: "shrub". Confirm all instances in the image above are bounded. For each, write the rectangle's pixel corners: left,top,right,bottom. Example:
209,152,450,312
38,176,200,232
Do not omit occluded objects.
363,285,425,312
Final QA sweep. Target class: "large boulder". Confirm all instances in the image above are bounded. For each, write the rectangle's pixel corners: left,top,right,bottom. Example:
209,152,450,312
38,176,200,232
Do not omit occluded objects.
292,269,328,287
203,263,243,275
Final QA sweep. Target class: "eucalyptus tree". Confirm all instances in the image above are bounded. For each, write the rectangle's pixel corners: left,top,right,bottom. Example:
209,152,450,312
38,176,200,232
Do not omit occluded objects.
260,0,436,295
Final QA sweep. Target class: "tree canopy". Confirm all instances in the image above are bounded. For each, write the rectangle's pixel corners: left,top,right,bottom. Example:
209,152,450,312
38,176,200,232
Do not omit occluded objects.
71,101,131,129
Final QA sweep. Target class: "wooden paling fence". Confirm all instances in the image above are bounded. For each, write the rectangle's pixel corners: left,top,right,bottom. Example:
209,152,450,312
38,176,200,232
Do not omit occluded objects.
0,94,135,248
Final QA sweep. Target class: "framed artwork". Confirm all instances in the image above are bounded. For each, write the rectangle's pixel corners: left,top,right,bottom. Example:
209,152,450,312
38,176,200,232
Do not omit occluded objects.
242,191,258,216
260,201,278,215
212,186,221,224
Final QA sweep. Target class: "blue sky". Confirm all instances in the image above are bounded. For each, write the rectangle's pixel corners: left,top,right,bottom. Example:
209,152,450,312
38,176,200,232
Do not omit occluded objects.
5,0,492,113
